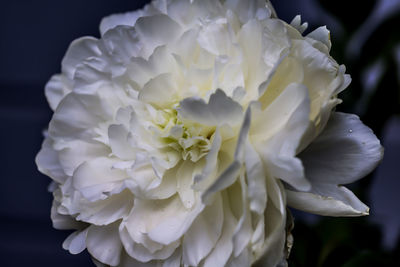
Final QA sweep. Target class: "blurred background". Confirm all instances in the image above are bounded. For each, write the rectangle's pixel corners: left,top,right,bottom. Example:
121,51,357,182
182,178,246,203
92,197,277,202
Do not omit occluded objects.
0,0,399,266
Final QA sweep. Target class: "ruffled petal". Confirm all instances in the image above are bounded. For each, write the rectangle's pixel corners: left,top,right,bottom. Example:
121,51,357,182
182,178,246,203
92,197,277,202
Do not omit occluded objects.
225,0,272,23
49,93,110,140
123,195,204,247
57,139,109,177
135,14,182,57
179,89,243,127
120,224,180,263
61,37,101,80
76,190,133,225
100,10,144,35
108,124,136,160
45,74,72,111
72,157,127,201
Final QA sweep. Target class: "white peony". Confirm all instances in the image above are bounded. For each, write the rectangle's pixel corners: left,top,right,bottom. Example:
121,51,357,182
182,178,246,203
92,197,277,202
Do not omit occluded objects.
36,0,383,266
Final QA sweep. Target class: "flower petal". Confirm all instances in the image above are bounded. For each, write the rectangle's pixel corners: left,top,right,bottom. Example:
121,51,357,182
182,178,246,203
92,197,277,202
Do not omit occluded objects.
203,195,236,267
244,140,267,214
256,83,311,191
49,93,109,140
225,0,272,23
72,157,127,201
253,178,286,266
286,185,369,217
197,19,231,56
299,112,384,185
57,139,109,177
51,199,86,230
123,195,204,248
232,174,253,257
290,15,308,34
135,14,182,57
179,89,243,127
62,228,88,255
193,129,221,190
307,26,331,52
176,161,197,209
120,224,179,263
45,74,72,111
139,73,179,108
202,103,252,204
86,223,123,266
108,124,136,160
182,193,223,266
61,37,101,80
76,190,133,225
35,138,67,184
102,25,141,64
100,10,143,35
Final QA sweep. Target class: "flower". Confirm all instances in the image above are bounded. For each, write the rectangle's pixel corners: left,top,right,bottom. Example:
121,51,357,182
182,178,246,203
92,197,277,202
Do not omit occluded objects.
36,0,383,266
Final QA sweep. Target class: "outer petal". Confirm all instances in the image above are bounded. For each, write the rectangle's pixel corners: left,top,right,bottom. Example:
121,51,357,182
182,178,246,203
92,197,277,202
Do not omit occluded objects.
49,93,110,140
120,224,179,263
100,10,144,36
134,14,182,57
57,139,109,177
51,199,86,230
225,0,272,23
62,228,88,255
307,26,331,52
288,112,383,216
76,190,133,225
45,74,72,111
35,138,67,184
101,26,142,65
61,37,101,80
286,185,370,217
299,112,383,185
86,223,123,266
123,195,204,248
290,15,308,34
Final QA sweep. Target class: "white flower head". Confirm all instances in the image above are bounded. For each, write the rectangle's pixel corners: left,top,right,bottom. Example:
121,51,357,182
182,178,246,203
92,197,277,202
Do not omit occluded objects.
36,0,383,266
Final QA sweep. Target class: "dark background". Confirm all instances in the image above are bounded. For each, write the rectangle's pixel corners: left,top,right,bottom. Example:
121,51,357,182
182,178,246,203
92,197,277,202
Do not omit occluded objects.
1,0,399,266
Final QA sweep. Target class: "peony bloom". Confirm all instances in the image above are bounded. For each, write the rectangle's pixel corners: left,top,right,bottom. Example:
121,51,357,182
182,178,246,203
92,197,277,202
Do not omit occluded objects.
36,0,383,266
